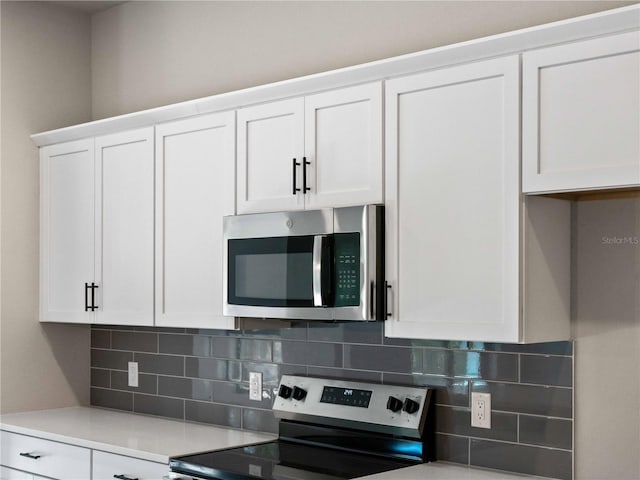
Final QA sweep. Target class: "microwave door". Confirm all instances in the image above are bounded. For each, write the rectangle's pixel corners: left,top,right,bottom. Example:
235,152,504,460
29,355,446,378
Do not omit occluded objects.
312,235,334,307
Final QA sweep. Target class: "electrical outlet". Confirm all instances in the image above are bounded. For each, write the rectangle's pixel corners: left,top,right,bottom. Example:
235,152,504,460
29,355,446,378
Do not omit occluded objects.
249,372,262,401
471,392,491,429
127,361,138,388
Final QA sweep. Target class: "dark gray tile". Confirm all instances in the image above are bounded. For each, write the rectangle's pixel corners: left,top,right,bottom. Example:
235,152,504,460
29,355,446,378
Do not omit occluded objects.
343,344,421,373
91,349,132,370
423,350,518,382
92,325,136,330
308,322,382,344
159,376,214,402
211,337,240,358
185,400,242,428
135,353,184,376
187,328,235,336
471,381,572,418
211,381,274,409
385,338,468,349
159,333,211,356
243,408,278,434
470,341,573,356
241,363,304,386
308,367,381,383
186,357,242,382
520,355,572,387
91,329,111,348
435,433,469,464
134,393,184,420
91,387,132,411
91,368,110,388
111,371,157,394
470,439,572,480
112,331,158,353
274,341,343,368
519,415,572,450
239,339,273,362
135,326,185,334
434,406,517,442
237,321,308,341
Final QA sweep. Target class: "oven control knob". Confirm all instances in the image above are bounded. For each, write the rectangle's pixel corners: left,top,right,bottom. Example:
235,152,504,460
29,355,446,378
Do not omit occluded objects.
403,398,420,414
278,384,293,399
292,386,307,401
386,396,403,412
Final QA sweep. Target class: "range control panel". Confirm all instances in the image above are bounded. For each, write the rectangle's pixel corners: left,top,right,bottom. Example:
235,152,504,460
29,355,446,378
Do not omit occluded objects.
273,375,431,438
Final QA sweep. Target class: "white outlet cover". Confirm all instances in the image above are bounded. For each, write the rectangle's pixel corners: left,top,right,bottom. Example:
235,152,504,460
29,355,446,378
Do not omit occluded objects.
471,392,491,429
249,371,262,401
128,361,138,388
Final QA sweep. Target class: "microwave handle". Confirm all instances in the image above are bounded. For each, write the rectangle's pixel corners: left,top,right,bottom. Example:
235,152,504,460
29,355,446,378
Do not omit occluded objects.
313,235,332,307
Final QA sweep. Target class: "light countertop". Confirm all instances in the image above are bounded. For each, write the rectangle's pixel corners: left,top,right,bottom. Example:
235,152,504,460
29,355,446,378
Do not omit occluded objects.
359,462,535,479
0,406,274,464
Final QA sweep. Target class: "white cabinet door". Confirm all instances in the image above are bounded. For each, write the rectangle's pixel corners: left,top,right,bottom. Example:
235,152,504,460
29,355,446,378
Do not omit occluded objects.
40,139,96,323
95,128,155,326
92,451,168,480
523,31,640,193
155,113,236,329
385,56,522,342
304,82,383,209
237,98,304,213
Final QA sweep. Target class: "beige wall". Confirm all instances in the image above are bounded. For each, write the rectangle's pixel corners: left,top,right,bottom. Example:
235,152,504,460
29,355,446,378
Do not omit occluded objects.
91,0,635,119
573,197,640,479
0,1,91,413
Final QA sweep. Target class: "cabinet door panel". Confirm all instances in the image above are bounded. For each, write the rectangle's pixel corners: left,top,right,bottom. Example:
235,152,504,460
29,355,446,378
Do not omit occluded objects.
237,98,304,213
305,82,383,209
155,113,236,329
95,128,154,325
0,466,33,479
385,56,520,342
523,31,640,193
40,139,95,323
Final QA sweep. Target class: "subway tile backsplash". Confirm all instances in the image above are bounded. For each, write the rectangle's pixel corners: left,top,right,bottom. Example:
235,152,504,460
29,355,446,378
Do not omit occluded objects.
90,322,573,479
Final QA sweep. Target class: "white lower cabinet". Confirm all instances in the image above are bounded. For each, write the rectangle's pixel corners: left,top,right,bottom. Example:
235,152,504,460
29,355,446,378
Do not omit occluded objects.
385,55,571,343
92,451,168,480
0,431,91,480
0,466,34,480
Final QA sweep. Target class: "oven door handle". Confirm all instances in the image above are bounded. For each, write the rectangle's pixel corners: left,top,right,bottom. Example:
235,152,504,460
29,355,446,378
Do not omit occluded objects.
312,235,332,307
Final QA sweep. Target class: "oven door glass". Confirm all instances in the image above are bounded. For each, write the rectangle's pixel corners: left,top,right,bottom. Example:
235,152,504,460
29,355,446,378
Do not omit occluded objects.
228,236,317,307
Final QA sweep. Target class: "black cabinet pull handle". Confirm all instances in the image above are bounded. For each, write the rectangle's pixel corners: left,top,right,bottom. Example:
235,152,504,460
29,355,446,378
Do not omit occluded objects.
292,158,301,195
84,283,90,312
384,281,392,318
20,452,41,460
303,157,311,193
114,475,139,480
90,282,99,311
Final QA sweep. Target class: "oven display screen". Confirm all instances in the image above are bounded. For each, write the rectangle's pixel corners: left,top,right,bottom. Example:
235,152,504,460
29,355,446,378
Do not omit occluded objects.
320,386,372,408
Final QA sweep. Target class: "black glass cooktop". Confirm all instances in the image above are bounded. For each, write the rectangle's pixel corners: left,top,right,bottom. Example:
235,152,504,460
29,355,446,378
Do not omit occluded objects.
170,440,419,480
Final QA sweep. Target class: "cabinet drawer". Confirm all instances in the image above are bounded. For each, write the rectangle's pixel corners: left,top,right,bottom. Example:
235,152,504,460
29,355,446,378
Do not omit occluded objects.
0,431,90,479
92,451,168,480
0,466,33,479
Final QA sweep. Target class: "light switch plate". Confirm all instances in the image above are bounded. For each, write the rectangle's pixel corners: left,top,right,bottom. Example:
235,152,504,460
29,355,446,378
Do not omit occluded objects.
128,361,138,388
249,371,262,401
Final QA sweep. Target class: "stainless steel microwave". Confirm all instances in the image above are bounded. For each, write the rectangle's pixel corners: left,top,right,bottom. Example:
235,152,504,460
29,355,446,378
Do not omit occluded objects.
223,205,384,321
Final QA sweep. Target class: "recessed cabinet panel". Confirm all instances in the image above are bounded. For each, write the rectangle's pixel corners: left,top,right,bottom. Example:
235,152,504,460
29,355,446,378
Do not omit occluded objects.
523,31,640,193
237,98,304,213
92,451,168,480
40,139,95,323
385,56,520,342
95,128,154,326
305,82,383,209
155,113,236,329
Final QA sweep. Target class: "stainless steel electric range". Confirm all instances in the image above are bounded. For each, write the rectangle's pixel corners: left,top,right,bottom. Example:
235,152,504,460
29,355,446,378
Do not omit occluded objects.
169,375,434,480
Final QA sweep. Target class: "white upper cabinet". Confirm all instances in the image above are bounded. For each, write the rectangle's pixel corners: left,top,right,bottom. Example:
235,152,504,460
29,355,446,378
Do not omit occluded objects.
155,112,236,329
237,82,383,214
385,56,570,343
40,140,95,323
40,129,154,325
94,128,155,325
523,31,640,193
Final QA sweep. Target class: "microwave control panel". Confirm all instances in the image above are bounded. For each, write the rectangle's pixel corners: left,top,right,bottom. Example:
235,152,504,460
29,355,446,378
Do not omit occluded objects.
334,233,360,307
